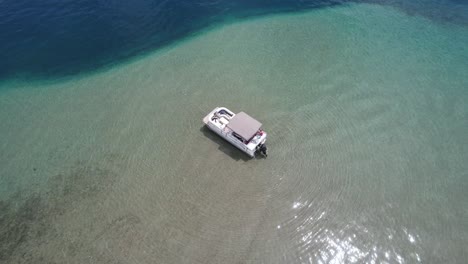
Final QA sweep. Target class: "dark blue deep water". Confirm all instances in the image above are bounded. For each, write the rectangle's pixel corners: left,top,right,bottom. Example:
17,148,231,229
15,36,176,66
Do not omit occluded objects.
0,0,467,81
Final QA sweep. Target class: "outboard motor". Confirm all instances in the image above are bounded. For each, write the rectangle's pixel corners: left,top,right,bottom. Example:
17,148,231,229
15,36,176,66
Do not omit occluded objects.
258,144,268,157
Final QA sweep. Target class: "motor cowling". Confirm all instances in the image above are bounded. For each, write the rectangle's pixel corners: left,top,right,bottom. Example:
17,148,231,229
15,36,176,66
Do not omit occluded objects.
258,144,268,157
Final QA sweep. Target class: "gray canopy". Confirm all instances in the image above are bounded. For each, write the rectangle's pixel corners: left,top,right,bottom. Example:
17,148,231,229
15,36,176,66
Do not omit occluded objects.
227,112,262,140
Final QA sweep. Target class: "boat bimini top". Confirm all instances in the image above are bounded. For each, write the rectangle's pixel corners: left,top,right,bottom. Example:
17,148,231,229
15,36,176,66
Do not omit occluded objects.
227,112,262,140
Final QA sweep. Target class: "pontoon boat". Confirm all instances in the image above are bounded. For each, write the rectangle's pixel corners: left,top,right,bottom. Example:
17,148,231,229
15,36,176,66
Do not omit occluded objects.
203,107,267,158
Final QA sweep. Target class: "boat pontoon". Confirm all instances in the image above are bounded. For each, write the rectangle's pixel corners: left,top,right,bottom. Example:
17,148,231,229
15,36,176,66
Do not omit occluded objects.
203,107,268,158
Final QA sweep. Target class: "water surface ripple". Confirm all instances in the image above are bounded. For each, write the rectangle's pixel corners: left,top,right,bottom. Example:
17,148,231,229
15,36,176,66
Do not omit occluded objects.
0,2,467,264
1,0,467,81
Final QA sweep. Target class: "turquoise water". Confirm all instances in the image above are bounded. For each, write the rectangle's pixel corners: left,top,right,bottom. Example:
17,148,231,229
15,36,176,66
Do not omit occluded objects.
1,2,467,263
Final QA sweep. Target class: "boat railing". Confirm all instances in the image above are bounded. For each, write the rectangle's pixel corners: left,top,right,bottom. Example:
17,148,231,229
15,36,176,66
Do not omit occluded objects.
218,109,233,117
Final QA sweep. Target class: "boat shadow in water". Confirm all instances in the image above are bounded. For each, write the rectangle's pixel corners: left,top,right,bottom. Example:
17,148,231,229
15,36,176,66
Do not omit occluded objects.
199,126,254,162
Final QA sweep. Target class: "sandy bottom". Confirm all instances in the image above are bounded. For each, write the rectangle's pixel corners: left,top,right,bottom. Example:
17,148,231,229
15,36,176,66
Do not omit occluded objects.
1,3,467,263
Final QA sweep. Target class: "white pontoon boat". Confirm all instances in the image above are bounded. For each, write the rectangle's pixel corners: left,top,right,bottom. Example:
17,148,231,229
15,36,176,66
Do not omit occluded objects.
203,107,268,158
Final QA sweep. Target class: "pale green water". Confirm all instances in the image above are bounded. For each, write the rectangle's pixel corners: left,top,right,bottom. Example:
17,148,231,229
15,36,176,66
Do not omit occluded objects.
1,3,467,263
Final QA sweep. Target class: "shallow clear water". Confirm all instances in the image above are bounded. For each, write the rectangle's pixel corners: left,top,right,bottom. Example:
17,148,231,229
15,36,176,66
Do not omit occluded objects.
1,1,467,264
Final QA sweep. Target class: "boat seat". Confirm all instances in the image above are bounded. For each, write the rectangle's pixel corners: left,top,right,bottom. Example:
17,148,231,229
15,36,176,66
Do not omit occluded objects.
219,117,229,125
